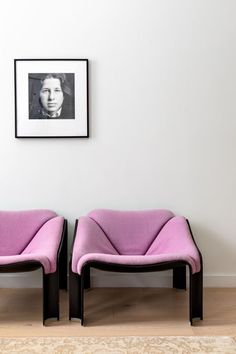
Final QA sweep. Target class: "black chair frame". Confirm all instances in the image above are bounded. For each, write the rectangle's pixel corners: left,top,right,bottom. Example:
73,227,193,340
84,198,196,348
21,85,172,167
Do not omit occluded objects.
69,219,203,326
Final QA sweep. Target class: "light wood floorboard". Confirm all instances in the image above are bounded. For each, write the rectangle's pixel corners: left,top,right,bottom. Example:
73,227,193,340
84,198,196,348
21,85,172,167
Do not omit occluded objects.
0,288,235,337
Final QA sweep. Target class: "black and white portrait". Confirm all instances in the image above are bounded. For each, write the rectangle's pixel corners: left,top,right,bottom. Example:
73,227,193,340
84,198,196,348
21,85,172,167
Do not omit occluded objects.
28,73,75,119
15,59,88,138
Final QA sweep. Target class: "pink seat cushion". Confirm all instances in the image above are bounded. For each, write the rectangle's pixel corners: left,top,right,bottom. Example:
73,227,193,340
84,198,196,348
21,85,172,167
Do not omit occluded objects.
0,210,64,274
72,210,201,274
0,210,57,256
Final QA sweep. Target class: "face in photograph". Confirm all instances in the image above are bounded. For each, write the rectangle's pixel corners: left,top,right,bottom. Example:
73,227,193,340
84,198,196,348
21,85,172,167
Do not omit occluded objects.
39,77,64,116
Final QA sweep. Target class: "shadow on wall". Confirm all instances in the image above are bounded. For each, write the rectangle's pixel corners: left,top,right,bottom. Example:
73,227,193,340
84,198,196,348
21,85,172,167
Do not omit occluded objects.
190,221,236,285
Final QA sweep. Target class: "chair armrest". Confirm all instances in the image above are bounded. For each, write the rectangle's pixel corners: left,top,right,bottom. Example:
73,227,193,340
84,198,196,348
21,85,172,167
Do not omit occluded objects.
146,216,201,272
22,216,64,273
71,216,118,273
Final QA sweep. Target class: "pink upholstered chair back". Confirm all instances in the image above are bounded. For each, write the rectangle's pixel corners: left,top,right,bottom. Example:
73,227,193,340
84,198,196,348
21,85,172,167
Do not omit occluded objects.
0,210,57,256
88,209,174,255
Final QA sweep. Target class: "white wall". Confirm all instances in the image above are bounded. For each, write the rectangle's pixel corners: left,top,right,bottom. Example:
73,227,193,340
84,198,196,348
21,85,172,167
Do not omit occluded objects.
0,0,236,287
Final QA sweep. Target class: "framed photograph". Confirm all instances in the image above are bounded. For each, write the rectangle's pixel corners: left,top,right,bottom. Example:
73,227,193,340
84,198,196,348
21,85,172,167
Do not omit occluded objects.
14,59,89,138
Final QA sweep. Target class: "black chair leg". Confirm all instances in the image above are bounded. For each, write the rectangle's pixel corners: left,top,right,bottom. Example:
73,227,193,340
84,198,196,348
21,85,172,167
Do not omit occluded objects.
84,266,90,289
69,268,81,320
59,220,68,290
173,265,186,290
80,270,85,325
189,268,203,325
43,271,59,324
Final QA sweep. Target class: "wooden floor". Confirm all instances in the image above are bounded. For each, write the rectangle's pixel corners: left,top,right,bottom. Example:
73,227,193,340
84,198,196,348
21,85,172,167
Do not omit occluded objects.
0,288,235,337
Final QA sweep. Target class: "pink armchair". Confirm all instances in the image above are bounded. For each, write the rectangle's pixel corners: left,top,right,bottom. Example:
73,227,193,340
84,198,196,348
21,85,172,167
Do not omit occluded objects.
69,209,203,325
0,209,67,324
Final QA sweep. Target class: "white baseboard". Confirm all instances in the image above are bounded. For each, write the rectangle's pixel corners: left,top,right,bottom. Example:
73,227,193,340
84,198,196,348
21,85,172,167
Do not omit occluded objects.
0,270,235,288
0,269,42,288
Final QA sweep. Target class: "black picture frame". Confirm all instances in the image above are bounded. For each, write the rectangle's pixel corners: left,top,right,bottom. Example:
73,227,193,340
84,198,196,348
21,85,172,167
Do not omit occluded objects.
14,59,89,138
